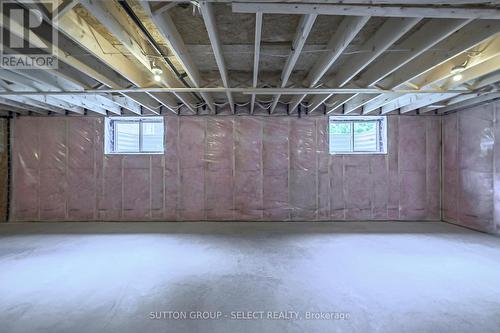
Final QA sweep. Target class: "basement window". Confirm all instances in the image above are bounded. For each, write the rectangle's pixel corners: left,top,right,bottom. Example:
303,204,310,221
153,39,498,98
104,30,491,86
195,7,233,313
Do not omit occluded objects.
105,117,164,154
329,116,387,155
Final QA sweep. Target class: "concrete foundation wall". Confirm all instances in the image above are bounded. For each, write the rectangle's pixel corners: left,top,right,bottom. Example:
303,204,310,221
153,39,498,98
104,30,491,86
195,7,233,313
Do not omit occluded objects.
11,115,441,222
442,100,500,235
0,119,7,222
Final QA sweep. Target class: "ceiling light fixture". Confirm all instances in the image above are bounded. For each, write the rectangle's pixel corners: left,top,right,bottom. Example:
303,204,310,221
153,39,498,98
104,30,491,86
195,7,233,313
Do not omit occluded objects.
151,65,163,82
451,64,466,82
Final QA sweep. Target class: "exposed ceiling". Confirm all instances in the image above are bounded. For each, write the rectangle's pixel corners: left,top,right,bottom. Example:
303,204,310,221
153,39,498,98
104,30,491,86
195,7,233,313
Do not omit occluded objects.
0,0,499,117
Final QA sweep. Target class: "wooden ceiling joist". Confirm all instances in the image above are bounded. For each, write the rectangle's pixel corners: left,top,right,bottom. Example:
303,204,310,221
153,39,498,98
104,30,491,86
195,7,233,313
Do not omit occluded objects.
232,2,500,19
269,13,317,114
342,18,472,114
141,1,216,113
437,92,500,114
77,0,192,113
250,12,263,114
308,16,421,114
7,69,122,114
200,1,235,113
2,7,143,115
0,1,497,117
57,10,167,114
288,15,370,113
0,98,48,115
390,50,500,114
0,80,85,114
358,20,500,115
53,0,80,20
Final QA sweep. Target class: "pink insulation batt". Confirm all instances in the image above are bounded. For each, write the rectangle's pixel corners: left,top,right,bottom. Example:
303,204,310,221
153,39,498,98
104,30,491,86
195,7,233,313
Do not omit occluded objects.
11,115,441,222
442,100,500,235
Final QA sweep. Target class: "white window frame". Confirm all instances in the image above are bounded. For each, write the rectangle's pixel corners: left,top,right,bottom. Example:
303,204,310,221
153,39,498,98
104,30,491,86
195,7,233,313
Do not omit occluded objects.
329,116,387,155
105,116,165,155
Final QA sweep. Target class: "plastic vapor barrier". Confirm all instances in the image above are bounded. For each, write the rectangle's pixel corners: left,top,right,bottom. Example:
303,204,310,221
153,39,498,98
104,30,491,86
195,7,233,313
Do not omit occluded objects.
0,119,7,221
443,100,500,235
11,115,441,222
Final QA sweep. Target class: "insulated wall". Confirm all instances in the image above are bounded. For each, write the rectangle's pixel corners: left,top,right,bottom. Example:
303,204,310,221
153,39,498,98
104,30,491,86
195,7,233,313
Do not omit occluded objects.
0,118,7,222
442,100,500,235
11,115,440,222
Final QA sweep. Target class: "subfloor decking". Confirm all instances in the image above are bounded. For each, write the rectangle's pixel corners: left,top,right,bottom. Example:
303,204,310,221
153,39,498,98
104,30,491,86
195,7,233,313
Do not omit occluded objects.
1,221,500,333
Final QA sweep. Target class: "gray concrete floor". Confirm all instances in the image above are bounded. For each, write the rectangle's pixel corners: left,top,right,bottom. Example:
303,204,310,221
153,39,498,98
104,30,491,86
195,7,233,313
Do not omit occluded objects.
1,221,500,333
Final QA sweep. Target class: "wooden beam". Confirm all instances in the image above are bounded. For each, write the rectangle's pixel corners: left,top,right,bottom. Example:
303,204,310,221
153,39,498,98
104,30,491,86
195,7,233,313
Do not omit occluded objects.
110,95,141,115
308,17,420,114
398,93,461,113
125,92,162,114
473,71,500,89
141,1,215,113
397,54,500,113
270,14,317,114
362,93,400,114
0,69,120,115
326,95,358,114
281,15,318,87
0,106,30,115
308,16,371,87
2,10,130,90
59,10,150,87
415,36,500,89
346,18,472,113
361,20,500,114
10,69,123,114
232,3,500,19
339,18,421,87
78,0,194,112
358,18,471,87
155,0,500,3
288,15,369,113
79,0,150,71
307,94,330,114
199,1,235,113
438,92,500,114
0,81,84,114
53,0,79,19
0,98,48,115
0,87,468,95
151,2,176,15
250,12,262,114
57,10,166,114
378,21,500,90
425,72,500,113
343,94,377,114
0,95,68,114
6,12,144,114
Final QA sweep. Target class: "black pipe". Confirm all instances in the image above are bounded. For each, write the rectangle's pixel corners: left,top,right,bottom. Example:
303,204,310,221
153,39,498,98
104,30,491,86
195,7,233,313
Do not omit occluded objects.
5,115,11,222
117,0,203,104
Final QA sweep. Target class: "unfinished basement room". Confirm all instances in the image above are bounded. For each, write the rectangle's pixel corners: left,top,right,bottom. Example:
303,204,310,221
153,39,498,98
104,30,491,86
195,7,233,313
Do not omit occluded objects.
1,0,500,332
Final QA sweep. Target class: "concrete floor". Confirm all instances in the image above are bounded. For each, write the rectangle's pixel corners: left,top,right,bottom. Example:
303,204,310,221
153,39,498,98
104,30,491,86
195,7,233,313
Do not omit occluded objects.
1,221,500,333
